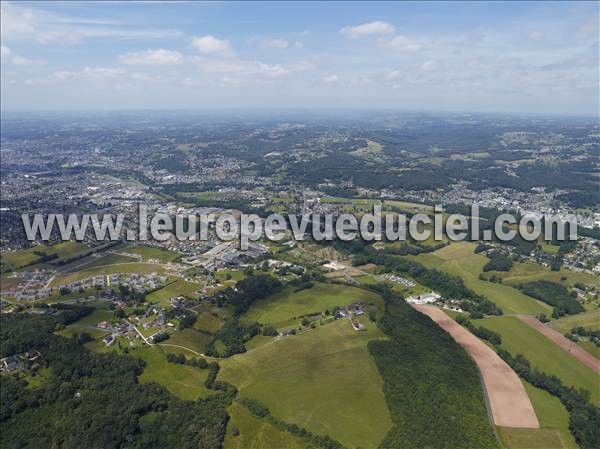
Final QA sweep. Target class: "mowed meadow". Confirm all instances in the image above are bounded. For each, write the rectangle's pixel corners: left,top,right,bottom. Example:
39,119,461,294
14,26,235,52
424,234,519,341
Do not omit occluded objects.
409,242,552,315
242,282,384,328
218,317,392,449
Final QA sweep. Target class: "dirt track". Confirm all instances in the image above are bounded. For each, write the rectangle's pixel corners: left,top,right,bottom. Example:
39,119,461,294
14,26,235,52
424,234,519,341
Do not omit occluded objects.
413,305,540,429
517,315,600,374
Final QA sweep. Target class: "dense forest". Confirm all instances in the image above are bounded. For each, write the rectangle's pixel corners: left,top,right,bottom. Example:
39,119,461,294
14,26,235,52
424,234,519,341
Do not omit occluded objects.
0,309,229,449
368,290,499,449
518,280,584,317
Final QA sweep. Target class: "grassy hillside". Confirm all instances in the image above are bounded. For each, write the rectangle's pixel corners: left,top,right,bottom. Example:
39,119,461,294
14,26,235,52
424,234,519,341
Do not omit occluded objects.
126,245,181,262
475,316,599,405
551,309,600,332
242,283,383,327
218,317,392,449
133,346,212,400
146,279,201,305
224,402,307,449
409,242,552,315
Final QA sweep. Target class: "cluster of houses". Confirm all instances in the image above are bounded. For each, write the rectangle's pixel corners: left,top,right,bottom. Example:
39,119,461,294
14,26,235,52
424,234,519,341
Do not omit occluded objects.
75,272,168,292
379,273,416,287
2,269,56,300
187,241,269,271
0,349,41,373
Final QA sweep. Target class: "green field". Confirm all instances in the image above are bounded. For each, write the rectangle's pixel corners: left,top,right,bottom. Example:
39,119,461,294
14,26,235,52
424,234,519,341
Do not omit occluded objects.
56,325,108,340
70,254,138,271
126,245,181,262
475,316,599,405
2,241,88,269
133,346,211,400
193,312,225,334
409,242,552,315
74,308,115,326
218,317,392,449
164,328,213,354
490,261,599,289
243,283,383,328
146,279,201,304
224,402,307,449
551,309,600,332
497,381,578,449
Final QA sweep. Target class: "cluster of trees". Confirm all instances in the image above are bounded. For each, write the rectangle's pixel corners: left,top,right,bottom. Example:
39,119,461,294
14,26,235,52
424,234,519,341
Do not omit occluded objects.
204,319,260,358
354,247,501,315
0,310,229,449
166,352,209,368
482,251,513,272
238,398,344,449
566,327,600,347
217,274,282,316
497,349,600,449
455,315,502,345
368,294,499,449
518,280,584,317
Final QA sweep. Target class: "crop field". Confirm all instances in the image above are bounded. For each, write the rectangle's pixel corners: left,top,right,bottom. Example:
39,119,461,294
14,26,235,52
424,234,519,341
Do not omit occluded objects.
218,317,392,449
126,245,181,262
133,346,211,400
224,402,307,449
474,316,600,405
145,279,201,304
242,283,383,328
409,242,552,315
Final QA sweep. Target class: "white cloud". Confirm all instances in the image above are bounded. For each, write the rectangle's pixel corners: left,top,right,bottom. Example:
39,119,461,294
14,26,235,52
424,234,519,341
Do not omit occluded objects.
293,41,304,49
323,74,339,84
420,60,438,71
340,21,395,38
262,38,289,49
11,55,35,65
119,49,184,65
0,45,45,65
1,1,181,44
382,35,422,52
191,35,232,55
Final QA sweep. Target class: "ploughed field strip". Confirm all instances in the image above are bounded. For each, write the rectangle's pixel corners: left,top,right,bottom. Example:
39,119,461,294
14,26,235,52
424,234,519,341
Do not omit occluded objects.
518,315,600,374
413,304,540,429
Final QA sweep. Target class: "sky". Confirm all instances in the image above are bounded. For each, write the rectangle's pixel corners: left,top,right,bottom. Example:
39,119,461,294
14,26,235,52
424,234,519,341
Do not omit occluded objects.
1,1,598,114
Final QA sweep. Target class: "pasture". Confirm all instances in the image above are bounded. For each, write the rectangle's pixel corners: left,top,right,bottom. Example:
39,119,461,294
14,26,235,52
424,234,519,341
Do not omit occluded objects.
224,402,307,449
126,245,181,262
242,283,383,327
133,346,211,400
145,279,201,304
474,316,599,405
218,318,392,449
409,242,551,315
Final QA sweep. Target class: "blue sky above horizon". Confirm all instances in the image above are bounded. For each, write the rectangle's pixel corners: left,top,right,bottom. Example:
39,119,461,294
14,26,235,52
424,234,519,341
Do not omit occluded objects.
1,1,598,114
